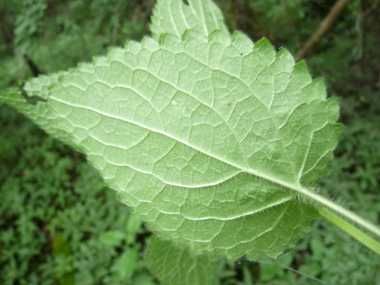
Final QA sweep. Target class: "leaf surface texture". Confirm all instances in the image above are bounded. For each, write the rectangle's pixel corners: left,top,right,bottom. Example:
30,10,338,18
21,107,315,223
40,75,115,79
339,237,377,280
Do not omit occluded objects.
0,29,343,260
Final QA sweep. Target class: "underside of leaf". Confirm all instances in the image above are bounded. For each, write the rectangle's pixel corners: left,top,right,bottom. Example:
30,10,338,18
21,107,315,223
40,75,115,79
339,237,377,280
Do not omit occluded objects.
0,29,343,261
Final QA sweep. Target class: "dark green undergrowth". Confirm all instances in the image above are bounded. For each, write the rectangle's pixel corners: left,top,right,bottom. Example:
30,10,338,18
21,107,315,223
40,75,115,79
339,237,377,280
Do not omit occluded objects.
1,0,380,284
0,104,156,285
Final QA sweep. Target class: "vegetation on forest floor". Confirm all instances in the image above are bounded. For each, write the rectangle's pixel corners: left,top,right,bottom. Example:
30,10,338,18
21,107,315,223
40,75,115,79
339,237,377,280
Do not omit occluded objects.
1,0,379,284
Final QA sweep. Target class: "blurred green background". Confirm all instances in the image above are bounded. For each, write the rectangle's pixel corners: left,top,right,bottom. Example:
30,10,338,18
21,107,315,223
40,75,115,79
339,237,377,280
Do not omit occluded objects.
0,0,379,284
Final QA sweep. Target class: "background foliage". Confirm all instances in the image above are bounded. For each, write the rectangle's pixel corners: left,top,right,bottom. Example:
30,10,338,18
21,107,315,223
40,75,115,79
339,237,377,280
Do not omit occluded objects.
0,0,379,284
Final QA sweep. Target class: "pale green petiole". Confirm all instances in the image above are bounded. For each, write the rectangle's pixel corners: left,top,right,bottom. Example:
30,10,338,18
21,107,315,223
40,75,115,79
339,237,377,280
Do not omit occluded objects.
319,207,380,256
294,186,380,239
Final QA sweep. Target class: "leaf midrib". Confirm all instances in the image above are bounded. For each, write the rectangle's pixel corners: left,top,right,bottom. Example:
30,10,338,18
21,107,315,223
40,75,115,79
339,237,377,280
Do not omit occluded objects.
49,35,310,194
50,94,303,194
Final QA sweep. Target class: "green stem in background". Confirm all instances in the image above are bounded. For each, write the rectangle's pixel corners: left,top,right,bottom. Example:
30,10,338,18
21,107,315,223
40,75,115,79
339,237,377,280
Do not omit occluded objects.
319,207,380,256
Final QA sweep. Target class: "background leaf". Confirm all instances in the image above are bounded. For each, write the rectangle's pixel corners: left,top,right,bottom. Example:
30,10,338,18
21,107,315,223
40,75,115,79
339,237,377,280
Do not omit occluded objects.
150,0,230,40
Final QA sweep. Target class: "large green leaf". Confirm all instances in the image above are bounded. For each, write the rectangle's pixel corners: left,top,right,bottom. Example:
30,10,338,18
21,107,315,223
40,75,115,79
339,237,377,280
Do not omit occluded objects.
0,28,343,260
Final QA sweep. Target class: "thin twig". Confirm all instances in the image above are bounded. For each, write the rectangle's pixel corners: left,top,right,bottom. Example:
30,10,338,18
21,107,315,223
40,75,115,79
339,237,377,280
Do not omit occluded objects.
354,0,380,60
296,0,352,61
362,0,380,17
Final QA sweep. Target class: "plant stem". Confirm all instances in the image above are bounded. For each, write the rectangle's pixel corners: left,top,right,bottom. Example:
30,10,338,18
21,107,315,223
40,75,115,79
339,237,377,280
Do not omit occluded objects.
247,168,380,242
319,208,380,256
296,186,380,238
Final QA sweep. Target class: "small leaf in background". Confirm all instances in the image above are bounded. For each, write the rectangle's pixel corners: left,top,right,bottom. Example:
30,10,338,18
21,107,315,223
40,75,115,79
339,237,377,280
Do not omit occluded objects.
132,273,157,285
99,231,125,247
52,233,71,258
126,215,142,245
259,254,293,281
310,238,325,262
298,262,322,280
111,247,139,280
150,0,230,40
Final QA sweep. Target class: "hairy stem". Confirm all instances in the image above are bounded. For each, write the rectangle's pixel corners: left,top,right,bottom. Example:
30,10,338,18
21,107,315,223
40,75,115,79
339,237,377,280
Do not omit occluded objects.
297,186,380,239
319,207,380,256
